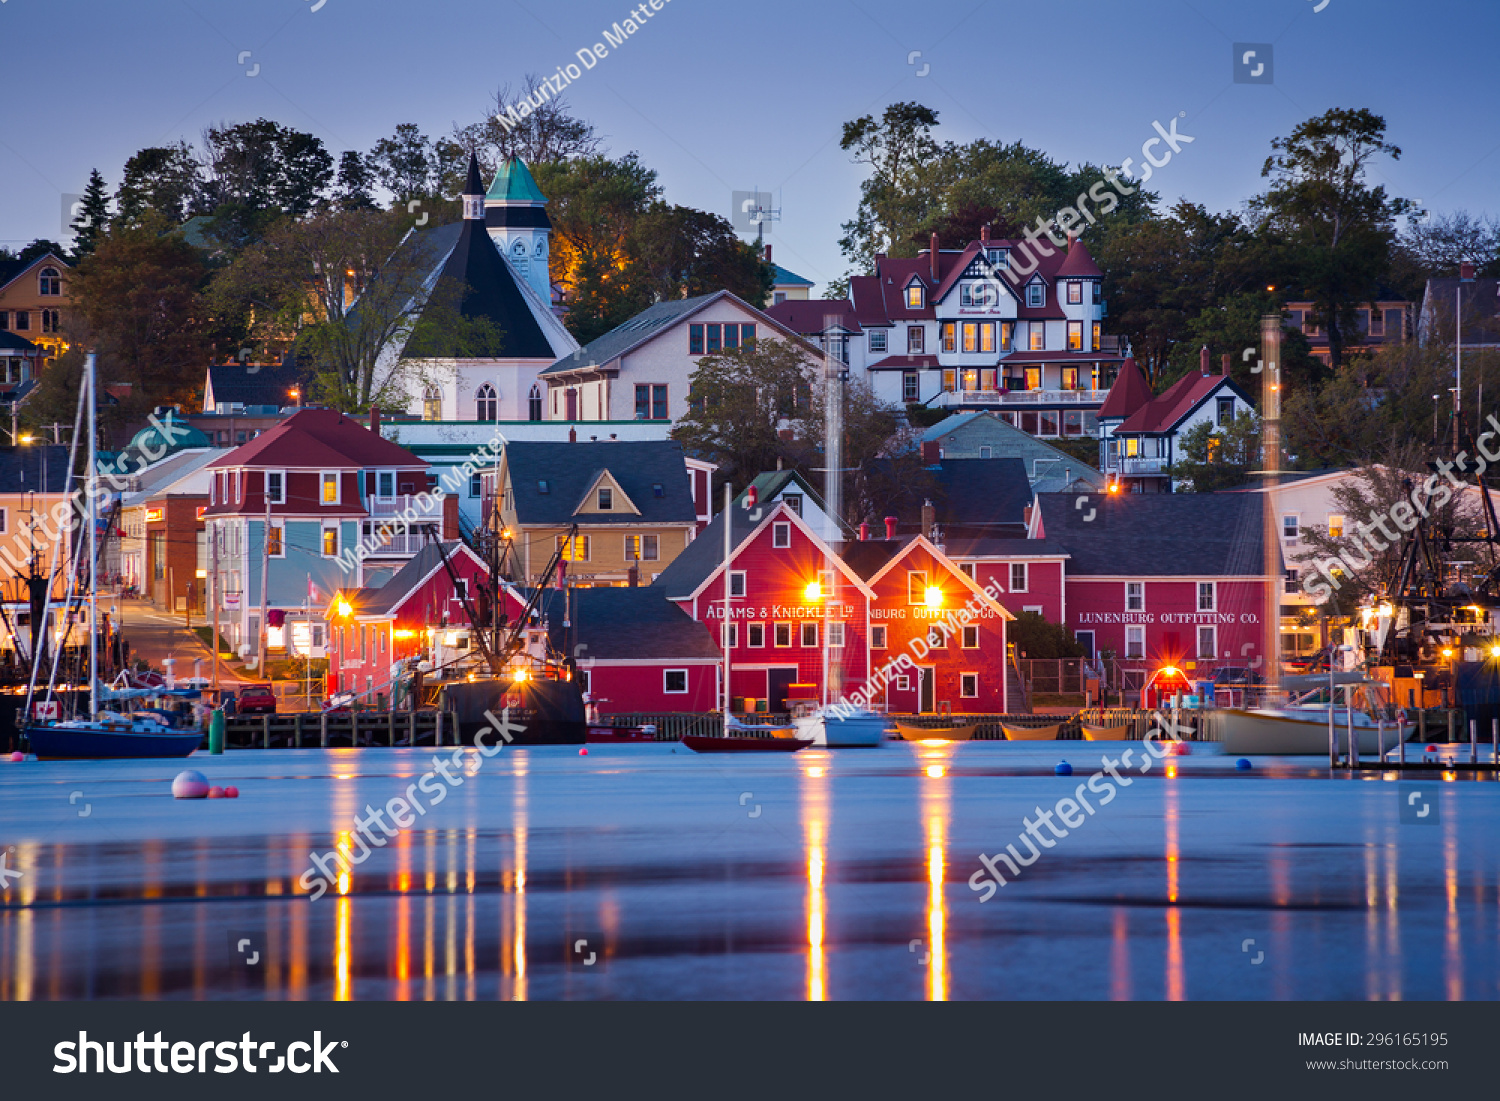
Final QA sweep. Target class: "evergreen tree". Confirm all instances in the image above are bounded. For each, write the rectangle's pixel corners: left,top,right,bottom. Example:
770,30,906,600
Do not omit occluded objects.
71,169,111,258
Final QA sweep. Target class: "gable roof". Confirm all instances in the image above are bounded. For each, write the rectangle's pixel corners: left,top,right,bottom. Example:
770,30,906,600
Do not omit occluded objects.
771,264,814,288
1096,357,1151,421
925,457,1034,531
1116,369,1249,435
399,217,557,360
346,541,487,618
764,298,863,334
0,252,71,294
861,533,1013,618
652,500,875,602
203,357,311,410
924,412,1105,493
1035,491,1268,576
208,408,426,470
503,440,697,526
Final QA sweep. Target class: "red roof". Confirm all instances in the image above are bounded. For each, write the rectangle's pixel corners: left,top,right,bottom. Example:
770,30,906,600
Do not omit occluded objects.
867,354,940,371
208,408,426,470
1055,239,1103,279
1116,369,1237,435
765,298,863,334
1097,357,1151,420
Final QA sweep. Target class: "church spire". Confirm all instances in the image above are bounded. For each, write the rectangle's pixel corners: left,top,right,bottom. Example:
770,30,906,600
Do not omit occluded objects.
462,151,484,221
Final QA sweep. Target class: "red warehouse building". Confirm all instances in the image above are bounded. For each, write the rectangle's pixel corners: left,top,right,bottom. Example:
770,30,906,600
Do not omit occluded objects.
945,536,1069,625
1033,492,1274,674
654,501,873,712
845,534,1012,714
327,541,493,700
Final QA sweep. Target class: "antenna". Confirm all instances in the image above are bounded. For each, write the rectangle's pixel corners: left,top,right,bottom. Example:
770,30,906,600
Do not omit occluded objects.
732,189,781,247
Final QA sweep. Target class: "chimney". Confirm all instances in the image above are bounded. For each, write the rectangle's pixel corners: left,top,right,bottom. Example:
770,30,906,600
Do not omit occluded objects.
921,499,936,539
859,521,870,542
1461,262,1476,281
1221,353,1230,377
884,516,898,540
930,233,941,281
1199,345,1210,376
369,406,380,433
764,243,772,264
921,440,941,465
628,562,639,587
557,559,567,587
980,223,990,244
1024,504,1032,527
442,493,459,540
875,252,886,263
568,427,577,443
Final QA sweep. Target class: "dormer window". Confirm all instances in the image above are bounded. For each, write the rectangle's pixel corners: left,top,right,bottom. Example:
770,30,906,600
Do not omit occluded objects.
537,480,550,495
986,248,1009,269
959,282,997,308
1027,281,1045,308
905,283,924,309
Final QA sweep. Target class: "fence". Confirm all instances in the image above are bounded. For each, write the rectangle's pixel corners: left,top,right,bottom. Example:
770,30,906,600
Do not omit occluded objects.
222,710,449,749
1016,658,1090,697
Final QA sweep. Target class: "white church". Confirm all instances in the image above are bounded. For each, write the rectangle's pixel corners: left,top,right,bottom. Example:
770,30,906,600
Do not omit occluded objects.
399,154,578,422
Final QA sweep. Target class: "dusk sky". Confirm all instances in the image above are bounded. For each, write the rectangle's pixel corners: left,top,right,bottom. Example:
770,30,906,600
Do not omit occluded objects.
4,0,1497,294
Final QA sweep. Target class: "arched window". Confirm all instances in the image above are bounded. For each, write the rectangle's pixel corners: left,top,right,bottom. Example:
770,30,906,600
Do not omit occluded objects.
38,267,61,296
512,241,526,256
422,385,442,422
528,383,543,422
476,383,498,421
534,238,546,258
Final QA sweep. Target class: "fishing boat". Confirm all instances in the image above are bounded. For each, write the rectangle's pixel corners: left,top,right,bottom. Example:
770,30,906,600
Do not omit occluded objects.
1081,723,1131,741
586,723,659,743
1000,722,1062,741
21,353,205,761
682,733,812,753
1216,674,1402,756
896,720,978,742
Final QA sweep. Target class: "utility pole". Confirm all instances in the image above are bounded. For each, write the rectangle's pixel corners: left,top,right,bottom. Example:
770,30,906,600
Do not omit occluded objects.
1260,314,1283,701
211,524,220,693
255,495,271,678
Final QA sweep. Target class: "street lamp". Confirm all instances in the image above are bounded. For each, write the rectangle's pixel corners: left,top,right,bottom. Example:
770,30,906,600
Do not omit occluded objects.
925,586,943,609
804,580,822,602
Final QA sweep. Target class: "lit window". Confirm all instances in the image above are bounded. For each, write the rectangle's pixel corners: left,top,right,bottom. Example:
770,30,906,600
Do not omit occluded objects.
557,535,590,561
941,322,956,354
1327,514,1344,538
322,525,338,557
1067,281,1082,305
321,472,339,504
423,386,441,421
906,283,924,309
1029,323,1044,351
1092,322,1101,350
267,523,284,557
1067,321,1083,350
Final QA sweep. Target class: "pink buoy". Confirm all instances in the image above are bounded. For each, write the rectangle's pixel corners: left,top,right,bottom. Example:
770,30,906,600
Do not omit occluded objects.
1172,742,1191,756
224,786,239,799
207,786,225,799
8,751,23,762
579,747,588,756
172,770,210,799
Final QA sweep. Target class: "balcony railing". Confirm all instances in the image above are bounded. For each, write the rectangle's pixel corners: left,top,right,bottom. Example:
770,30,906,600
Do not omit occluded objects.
368,494,443,518
936,388,1110,406
1107,456,1171,475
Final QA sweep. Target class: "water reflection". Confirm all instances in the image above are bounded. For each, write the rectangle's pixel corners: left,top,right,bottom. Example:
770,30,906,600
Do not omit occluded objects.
918,742,953,1001
801,754,829,1001
1163,779,1182,1001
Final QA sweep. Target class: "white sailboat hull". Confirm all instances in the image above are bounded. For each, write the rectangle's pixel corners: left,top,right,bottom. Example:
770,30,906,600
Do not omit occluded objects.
1218,708,1397,756
794,709,888,747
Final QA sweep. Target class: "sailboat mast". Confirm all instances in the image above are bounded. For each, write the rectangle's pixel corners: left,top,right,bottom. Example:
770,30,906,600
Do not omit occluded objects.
722,481,731,719
86,352,98,719
822,314,843,709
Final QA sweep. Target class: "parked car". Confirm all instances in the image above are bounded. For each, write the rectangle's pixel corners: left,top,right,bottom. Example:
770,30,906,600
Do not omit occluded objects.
237,684,277,715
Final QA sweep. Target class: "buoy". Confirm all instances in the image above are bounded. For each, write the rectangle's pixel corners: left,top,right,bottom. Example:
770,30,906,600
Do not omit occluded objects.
1235,758,1253,770
207,786,225,799
1055,761,1073,776
1426,744,1438,753
579,747,588,756
1171,741,1191,756
172,770,210,799
8,751,23,762
224,786,239,798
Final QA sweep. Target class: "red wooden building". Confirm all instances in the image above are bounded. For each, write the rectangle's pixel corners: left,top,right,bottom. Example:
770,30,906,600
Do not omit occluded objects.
944,536,1069,624
845,534,1011,713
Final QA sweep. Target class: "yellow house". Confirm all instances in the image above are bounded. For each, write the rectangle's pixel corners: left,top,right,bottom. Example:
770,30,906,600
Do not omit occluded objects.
0,253,73,369
487,439,704,587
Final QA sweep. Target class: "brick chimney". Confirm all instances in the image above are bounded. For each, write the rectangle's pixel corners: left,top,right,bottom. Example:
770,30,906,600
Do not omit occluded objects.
1199,345,1210,376
930,233,941,281
1461,262,1476,281
442,493,459,540
568,427,577,443
921,499,936,539
884,516,898,540
921,440,941,465
1221,353,1231,376
980,223,990,244
764,243,772,264
369,406,380,432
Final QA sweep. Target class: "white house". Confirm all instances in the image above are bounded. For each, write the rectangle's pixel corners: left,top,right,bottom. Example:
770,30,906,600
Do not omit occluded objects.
537,289,820,424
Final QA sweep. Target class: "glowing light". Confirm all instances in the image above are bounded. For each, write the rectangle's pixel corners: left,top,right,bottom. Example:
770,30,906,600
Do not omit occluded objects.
511,668,528,683
920,738,948,747
1107,482,1120,494
1160,666,1180,678
19,434,33,444
393,629,416,639
1491,646,1500,659
444,631,461,646
1378,603,1393,618
926,764,945,778
467,672,476,682
1442,649,1453,659
925,586,943,608
806,766,824,778
804,580,822,602
335,599,352,618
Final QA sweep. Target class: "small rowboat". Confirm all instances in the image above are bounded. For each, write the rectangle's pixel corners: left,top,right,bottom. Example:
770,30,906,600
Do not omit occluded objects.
1001,722,1062,741
681,735,813,753
1081,724,1131,741
586,724,658,743
895,721,977,742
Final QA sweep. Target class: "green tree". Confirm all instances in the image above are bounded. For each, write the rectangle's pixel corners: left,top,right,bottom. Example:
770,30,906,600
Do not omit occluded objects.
837,102,942,273
1008,612,1086,659
1252,108,1407,370
673,338,820,492
114,142,204,226
452,76,602,176
370,123,438,205
70,170,111,259
334,151,378,211
625,204,773,308
1165,411,1261,493
1164,291,1322,393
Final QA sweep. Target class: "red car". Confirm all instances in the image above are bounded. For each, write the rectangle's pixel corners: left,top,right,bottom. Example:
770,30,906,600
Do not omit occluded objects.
237,684,277,715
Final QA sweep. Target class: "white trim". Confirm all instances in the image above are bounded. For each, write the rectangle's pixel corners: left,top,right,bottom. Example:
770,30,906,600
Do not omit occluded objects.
863,534,1011,618
1196,580,1217,613
674,501,876,603
320,471,341,506
662,668,690,694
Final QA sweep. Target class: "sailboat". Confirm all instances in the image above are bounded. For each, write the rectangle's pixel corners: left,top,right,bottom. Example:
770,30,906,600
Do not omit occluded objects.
22,353,204,760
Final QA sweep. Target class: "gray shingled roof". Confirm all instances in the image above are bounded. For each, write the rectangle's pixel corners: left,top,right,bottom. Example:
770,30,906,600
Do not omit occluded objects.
505,440,697,527
541,293,720,376
1036,491,1268,575
0,444,74,493
532,585,721,661
352,541,475,617
652,503,767,599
